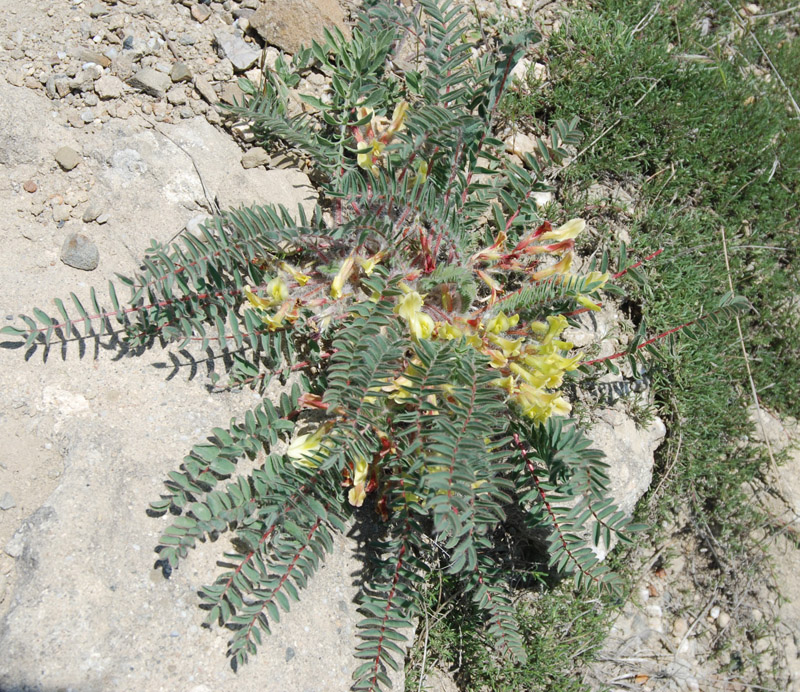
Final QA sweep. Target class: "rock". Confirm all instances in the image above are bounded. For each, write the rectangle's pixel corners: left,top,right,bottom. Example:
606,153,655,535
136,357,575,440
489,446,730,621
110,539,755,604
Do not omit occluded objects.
0,492,15,510
249,0,350,55
532,190,553,208
584,409,666,559
80,108,95,123
421,667,459,692
55,145,81,170
170,62,193,83
96,212,110,224
95,74,125,99
510,57,531,84
89,2,109,18
52,204,72,222
76,49,112,68
167,86,187,105
241,147,270,169
23,180,37,193
60,233,100,271
191,3,212,22
193,75,217,104
717,611,731,629
82,202,104,223
505,131,537,159
672,617,689,638
128,67,171,98
214,31,261,72
219,80,244,105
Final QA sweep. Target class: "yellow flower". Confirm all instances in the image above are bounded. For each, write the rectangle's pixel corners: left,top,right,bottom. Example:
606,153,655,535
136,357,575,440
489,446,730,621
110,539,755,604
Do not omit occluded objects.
531,252,573,281
538,218,586,242
267,277,289,303
280,262,311,286
347,455,370,507
584,270,610,290
576,295,601,312
330,255,355,299
286,423,332,469
357,139,385,173
395,291,434,340
387,100,409,136
244,285,271,311
486,333,523,358
357,252,383,276
540,314,569,346
512,384,572,423
485,311,519,334
436,322,463,340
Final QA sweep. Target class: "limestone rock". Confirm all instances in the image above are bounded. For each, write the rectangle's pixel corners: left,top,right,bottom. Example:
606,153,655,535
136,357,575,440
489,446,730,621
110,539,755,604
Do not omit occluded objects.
241,147,270,169
60,233,100,271
249,0,350,55
215,31,261,72
55,145,81,170
128,67,171,98
95,74,125,100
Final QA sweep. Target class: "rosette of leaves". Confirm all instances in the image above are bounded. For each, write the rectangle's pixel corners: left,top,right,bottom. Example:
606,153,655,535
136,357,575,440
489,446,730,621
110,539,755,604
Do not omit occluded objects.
0,0,748,689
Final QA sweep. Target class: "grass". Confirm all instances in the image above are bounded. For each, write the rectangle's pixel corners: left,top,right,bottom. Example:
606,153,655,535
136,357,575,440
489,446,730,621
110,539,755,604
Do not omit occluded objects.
406,0,800,688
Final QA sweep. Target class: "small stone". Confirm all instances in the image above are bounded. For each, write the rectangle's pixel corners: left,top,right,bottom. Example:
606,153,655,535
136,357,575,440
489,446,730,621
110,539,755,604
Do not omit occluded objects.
191,4,212,22
6,68,24,87
5,531,25,558
0,492,15,510
717,611,731,629
672,617,688,638
219,81,244,105
61,233,100,271
644,604,663,619
709,605,721,620
23,180,37,193
95,74,125,99
185,214,210,238
193,75,217,104
170,62,192,83
84,92,99,107
52,204,72,223
241,147,270,169
76,49,111,68
89,2,109,17
55,146,81,170
82,202,103,223
128,67,171,98
80,108,95,123
532,190,553,208
96,212,110,224
166,86,187,105
214,31,261,72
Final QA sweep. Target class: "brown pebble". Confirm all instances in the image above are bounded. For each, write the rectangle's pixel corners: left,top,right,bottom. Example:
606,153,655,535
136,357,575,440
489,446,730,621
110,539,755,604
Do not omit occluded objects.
23,180,38,193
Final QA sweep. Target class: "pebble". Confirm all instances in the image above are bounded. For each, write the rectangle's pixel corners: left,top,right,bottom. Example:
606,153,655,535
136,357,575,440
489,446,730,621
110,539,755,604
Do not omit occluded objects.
96,212,110,224
0,492,15,510
192,4,212,22
55,145,81,170
80,108,95,123
52,204,72,222
170,62,193,83
672,617,689,638
214,31,261,72
95,74,125,99
717,611,731,629
167,86,187,105
241,147,269,169
23,180,37,193
84,93,99,107
61,233,100,271
128,68,171,98
82,202,103,223
193,75,217,104
709,605,721,619
645,604,663,619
